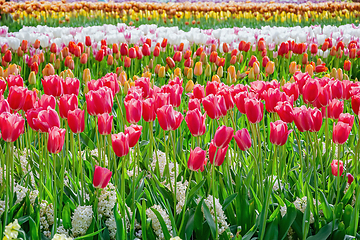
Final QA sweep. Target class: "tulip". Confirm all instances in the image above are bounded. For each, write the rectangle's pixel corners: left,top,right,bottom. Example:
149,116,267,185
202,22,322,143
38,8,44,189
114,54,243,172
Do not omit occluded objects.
47,126,65,154
135,77,151,99
265,61,275,75
0,99,10,115
102,73,120,95
37,94,56,109
344,60,351,71
185,80,194,93
95,49,104,62
142,98,156,122
62,77,80,96
112,132,130,157
213,126,234,149
154,92,170,111
157,105,183,131
208,141,228,166
194,62,203,76
270,121,292,146
188,147,206,171
173,51,182,62
234,128,251,151
310,43,318,55
66,108,85,134
124,98,142,124
206,81,218,96
234,92,248,114
331,160,343,177
0,78,6,94
97,113,113,135
185,108,206,137
202,94,221,119
162,84,183,108
282,82,299,101
7,86,26,111
32,107,60,133
244,98,264,124
42,75,63,97
7,75,24,88
21,40,28,53
124,125,142,148
338,113,354,127
327,99,344,120
347,173,354,184
293,106,312,132
0,112,25,142
85,36,91,47
30,62,39,75
86,87,114,116
278,42,289,56
166,57,175,69
192,84,205,100
310,107,322,132
3,50,11,63
333,121,352,145
188,98,201,111
302,78,319,104
22,89,37,112
58,94,78,119
93,166,112,189
275,101,294,123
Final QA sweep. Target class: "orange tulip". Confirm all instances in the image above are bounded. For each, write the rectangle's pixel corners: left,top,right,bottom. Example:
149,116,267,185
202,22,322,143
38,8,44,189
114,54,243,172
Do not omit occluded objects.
228,65,236,80
344,60,351,71
185,80,194,92
42,63,55,77
265,61,275,75
289,61,296,74
194,62,203,76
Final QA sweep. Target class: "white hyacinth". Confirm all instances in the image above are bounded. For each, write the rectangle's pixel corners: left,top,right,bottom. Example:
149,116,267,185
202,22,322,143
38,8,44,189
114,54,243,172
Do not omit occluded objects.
152,150,179,178
98,183,117,218
40,200,54,238
52,233,73,240
201,195,229,235
71,205,93,237
146,205,173,240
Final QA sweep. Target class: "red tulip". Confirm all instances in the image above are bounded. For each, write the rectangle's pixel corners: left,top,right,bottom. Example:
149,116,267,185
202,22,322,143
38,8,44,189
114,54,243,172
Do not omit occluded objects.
154,92,170,111
32,107,60,133
213,126,234,149
0,78,6,94
234,92,248,114
188,98,201,111
310,43,318,55
95,49,104,62
67,108,85,134
315,64,328,73
344,60,351,71
248,55,258,68
37,94,56,109
85,36,91,47
124,57,131,68
244,98,264,124
162,84,183,108
7,75,24,89
22,89,37,112
193,84,205,100
3,50,11,63
21,40,28,53
124,98,142,124
173,51,182,62
264,88,282,113
278,42,289,56
153,46,160,57
208,141,228,166
270,120,292,146
30,62,39,75
258,39,266,52
97,113,113,135
209,51,218,63
275,101,294,123
129,47,137,59
102,73,120,95
58,94,78,119
120,43,128,56
47,126,65,154
347,173,354,184
202,94,221,119
217,88,234,110
62,77,80,96
196,47,203,56
124,124,142,148
111,132,130,157
26,108,42,131
316,84,331,107
7,86,26,111
0,112,25,142
310,108,322,132
161,38,168,48
188,147,207,171
331,160,343,177
234,128,251,151
0,99,10,115
142,98,156,122
333,121,352,145
42,75,63,97
327,99,344,120
86,87,114,116
142,43,151,56
351,94,360,115
93,166,112,189
166,57,175,69
293,106,313,132
330,80,343,100
135,77,151,99
303,78,319,104
157,105,183,131
185,108,206,137
338,113,354,127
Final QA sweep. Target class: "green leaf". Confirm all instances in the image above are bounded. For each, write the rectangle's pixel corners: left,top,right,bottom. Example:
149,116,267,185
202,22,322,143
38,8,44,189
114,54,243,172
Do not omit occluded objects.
150,208,172,240
62,202,72,230
186,179,206,206
202,201,216,238
185,211,195,240
222,193,237,211
29,216,39,240
75,227,105,240
264,218,279,240
114,204,125,240
279,201,297,240
343,205,353,228
194,198,204,232
82,218,95,240
302,198,311,239
306,221,338,240
319,191,333,221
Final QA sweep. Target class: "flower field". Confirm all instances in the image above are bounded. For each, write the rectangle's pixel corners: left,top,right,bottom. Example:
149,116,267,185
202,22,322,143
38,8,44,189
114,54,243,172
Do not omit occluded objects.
1,1,360,240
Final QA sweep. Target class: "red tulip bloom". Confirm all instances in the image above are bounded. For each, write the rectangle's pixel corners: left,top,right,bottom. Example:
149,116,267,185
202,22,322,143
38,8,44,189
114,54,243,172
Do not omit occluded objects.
42,75,63,97
124,98,142,124
22,89,37,112
234,92,248,114
188,98,201,111
351,94,360,115
248,55,258,68
330,80,343,100
120,43,128,56
274,101,294,123
278,42,289,56
0,78,6,94
309,108,323,132
206,81,219,96
213,126,234,149
166,57,175,69
154,92,170,111
202,94,221,119
128,47,137,59
234,128,251,151
217,87,234,110
135,77,151,99
47,126,65,154
32,107,60,133
7,75,24,89
142,43,151,56
270,120,292,146
282,82,299,101
162,84,183,108
193,84,205,100
209,51,218,63
327,99,344,120
245,98,264,124
26,108,42,131
310,43,318,55
58,94,78,119
102,73,120,95
95,49,104,62
208,141,228,166
142,98,156,122
344,60,351,72
264,88,282,113
85,36,92,47
338,113,354,127
188,147,207,171
3,50,11,63
303,78,319,104
333,121,352,145
293,106,313,132
86,87,114,116
0,112,25,142
157,105,183,131
37,94,56,109
66,108,84,134
316,84,331,107
97,113,113,135
7,86,26,111
331,160,343,177
153,46,160,57
185,108,206,137
30,62,39,75
124,124,142,148
93,166,112,189
173,51,182,62
347,173,354,184
112,132,130,157
62,77,80,96
0,99,10,115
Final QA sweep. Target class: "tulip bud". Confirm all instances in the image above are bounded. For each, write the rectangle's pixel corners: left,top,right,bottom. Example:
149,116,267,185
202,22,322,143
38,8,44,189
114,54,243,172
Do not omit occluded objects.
148,59,154,70
205,64,211,77
187,68,193,80
194,62,203,76
0,67,3,78
107,55,113,66
230,55,237,65
211,62,217,72
17,47,23,57
123,81,130,95
248,68,255,80
265,61,275,75
228,65,236,80
8,64,19,76
217,66,223,78
316,58,323,66
337,68,343,81
84,83,89,94
302,53,308,66
330,68,337,79
253,62,260,76
66,69,74,78
28,71,36,85
212,74,220,83
226,73,231,85
305,64,314,76
289,61,296,74
174,68,181,77
344,60,351,71
54,59,61,70
42,63,55,77
158,66,166,78
80,53,88,64
83,69,91,83
344,74,349,81
185,80,194,92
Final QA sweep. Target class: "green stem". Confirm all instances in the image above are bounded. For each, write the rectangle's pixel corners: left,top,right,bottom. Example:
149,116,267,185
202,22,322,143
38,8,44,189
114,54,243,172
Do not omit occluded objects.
169,131,177,219
52,153,57,236
335,144,341,206
178,171,193,234
211,165,219,240
78,134,84,205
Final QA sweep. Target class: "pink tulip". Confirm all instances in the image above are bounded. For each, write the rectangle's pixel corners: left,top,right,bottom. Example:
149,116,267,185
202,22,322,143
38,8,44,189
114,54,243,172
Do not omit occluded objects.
93,165,112,188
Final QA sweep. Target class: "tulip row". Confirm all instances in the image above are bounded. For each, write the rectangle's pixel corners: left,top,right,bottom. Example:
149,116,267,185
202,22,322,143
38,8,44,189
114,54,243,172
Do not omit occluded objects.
1,1,360,31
